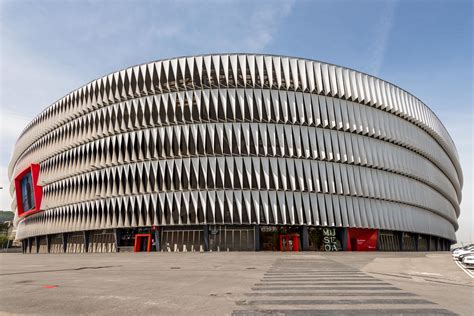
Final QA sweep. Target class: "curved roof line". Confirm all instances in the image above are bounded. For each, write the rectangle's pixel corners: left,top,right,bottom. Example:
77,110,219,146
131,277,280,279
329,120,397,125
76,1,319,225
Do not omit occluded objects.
16,52,457,152
11,53,461,186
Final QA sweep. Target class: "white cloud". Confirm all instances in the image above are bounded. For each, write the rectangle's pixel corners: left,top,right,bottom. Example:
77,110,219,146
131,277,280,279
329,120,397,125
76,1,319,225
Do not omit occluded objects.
0,1,295,214
0,28,83,211
368,0,397,76
241,1,295,52
0,111,32,212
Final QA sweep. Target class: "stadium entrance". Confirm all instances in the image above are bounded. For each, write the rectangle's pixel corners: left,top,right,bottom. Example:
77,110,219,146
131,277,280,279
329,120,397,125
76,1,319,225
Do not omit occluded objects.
134,234,152,252
279,233,300,251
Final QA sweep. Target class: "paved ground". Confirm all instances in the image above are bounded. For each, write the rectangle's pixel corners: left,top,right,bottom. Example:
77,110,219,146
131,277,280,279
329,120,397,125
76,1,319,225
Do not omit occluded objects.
0,252,472,315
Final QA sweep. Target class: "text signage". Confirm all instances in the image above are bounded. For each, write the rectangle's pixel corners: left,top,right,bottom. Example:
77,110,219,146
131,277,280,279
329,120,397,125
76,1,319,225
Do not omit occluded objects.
322,228,339,251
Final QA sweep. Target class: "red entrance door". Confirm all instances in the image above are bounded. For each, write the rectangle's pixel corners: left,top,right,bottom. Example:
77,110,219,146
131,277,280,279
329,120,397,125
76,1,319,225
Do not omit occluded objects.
134,234,152,252
279,234,299,251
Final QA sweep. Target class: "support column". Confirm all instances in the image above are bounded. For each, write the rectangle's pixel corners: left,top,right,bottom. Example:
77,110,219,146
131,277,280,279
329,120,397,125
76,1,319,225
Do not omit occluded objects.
62,233,68,253
254,225,260,251
83,231,90,253
154,229,161,252
114,229,121,252
301,226,309,251
398,232,404,251
415,233,419,251
47,235,52,253
35,236,40,254
342,228,350,251
376,230,381,251
203,225,209,251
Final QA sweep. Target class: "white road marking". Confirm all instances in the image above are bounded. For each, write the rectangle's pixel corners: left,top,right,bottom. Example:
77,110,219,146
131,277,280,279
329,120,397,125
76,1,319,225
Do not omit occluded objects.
409,271,442,276
454,260,474,279
419,272,442,276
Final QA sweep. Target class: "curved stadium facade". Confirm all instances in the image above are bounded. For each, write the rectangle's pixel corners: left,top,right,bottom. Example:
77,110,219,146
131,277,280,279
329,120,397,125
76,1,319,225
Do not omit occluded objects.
9,54,462,253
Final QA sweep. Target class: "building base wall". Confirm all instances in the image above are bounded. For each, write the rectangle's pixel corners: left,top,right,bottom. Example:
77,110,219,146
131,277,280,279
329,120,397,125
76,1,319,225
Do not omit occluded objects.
20,225,453,254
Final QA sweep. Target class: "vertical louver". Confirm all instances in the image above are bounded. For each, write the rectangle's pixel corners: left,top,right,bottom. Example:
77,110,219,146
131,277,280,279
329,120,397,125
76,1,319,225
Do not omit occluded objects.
9,54,462,242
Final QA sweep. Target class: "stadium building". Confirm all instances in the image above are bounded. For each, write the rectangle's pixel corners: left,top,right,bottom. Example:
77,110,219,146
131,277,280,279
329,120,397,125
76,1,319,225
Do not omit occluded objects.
9,54,462,253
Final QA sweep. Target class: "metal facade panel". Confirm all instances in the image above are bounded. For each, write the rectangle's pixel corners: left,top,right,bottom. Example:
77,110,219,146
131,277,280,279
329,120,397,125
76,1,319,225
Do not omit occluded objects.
12,54,460,243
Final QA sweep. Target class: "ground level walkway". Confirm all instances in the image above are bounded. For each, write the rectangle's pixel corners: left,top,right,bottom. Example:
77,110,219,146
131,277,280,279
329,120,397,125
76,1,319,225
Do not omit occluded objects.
0,252,472,315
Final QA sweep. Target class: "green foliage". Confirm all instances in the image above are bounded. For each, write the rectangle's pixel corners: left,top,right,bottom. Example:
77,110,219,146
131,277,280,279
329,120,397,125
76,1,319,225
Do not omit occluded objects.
0,211,14,224
0,236,11,247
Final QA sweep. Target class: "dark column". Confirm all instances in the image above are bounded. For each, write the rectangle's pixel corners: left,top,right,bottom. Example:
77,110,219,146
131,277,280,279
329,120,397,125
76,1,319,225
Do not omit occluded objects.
203,225,209,251
341,228,349,251
376,230,381,251
301,226,309,251
35,236,40,254
427,235,431,251
22,240,27,253
47,235,52,254
415,233,419,251
83,231,90,253
254,225,260,251
399,232,404,251
114,229,121,252
62,233,68,253
154,229,161,252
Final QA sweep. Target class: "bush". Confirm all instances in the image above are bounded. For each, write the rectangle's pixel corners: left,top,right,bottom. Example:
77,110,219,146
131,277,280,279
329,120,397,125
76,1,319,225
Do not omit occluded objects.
0,236,11,248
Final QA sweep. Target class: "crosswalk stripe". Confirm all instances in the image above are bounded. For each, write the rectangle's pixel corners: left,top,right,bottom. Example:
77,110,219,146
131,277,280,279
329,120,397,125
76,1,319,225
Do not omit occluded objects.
237,298,435,305
233,259,455,315
232,308,456,315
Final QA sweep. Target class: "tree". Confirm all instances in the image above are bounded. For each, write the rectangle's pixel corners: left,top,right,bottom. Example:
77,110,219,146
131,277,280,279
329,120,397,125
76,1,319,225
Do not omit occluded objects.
0,211,14,224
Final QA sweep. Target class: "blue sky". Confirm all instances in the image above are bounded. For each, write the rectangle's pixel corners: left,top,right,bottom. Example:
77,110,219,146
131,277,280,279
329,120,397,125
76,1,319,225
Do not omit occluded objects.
0,0,472,243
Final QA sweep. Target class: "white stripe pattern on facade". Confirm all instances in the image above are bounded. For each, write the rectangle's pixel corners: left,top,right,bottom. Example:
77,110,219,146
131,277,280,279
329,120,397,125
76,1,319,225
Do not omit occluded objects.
9,54,462,242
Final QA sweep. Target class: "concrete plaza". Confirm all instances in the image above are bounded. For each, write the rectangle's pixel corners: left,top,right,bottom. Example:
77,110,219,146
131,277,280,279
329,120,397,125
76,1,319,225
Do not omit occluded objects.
0,252,472,315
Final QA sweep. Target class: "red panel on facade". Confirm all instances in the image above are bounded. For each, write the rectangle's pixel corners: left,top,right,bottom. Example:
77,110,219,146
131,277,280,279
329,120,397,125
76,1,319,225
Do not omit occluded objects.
279,233,300,252
347,228,378,251
14,164,43,218
134,234,152,252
